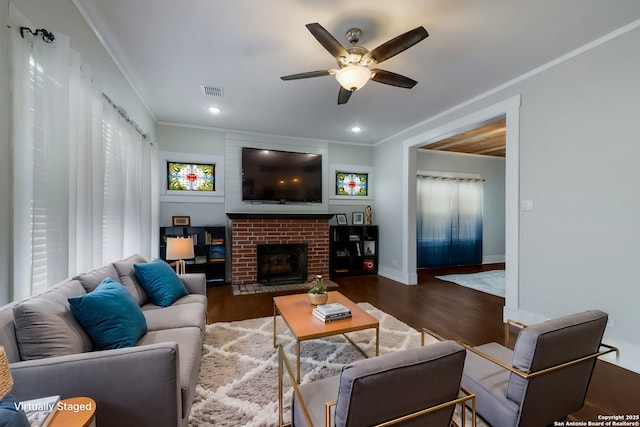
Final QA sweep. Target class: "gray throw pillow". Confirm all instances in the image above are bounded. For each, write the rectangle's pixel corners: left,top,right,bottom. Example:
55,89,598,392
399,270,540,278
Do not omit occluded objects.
113,260,149,306
74,264,120,293
13,297,93,360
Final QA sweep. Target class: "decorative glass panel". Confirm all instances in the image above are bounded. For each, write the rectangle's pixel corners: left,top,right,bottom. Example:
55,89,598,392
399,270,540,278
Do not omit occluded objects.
336,171,368,196
167,162,215,191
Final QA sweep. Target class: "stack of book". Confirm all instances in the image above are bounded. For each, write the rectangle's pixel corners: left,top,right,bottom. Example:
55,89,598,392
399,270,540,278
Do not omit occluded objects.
312,303,352,323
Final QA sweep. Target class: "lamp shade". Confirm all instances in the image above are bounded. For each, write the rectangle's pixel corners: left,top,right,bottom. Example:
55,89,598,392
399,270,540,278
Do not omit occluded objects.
335,65,372,91
0,346,13,400
165,237,195,260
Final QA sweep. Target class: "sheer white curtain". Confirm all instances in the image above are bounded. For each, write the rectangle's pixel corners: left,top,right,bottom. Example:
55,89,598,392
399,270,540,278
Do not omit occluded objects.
416,176,483,268
10,8,158,297
10,15,71,298
100,100,159,263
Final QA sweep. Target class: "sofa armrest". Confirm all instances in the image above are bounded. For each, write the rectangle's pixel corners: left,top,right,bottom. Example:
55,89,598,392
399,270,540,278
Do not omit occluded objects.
179,273,206,296
10,343,181,427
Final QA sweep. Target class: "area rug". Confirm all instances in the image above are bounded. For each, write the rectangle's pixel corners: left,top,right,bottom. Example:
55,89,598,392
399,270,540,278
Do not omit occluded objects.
188,303,484,427
232,279,339,296
436,270,505,297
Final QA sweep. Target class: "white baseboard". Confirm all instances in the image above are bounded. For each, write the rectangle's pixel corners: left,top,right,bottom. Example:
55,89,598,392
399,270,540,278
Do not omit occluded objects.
377,266,417,286
483,254,505,264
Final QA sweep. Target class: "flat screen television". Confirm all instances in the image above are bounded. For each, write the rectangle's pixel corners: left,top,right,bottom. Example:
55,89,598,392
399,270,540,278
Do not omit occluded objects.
242,147,322,203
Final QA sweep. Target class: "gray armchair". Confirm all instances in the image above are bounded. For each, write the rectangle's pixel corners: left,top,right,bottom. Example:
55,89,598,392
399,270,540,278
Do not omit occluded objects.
459,310,617,427
278,341,476,427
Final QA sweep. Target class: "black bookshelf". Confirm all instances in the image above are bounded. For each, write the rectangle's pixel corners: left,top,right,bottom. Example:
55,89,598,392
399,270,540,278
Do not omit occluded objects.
159,226,226,285
329,225,378,277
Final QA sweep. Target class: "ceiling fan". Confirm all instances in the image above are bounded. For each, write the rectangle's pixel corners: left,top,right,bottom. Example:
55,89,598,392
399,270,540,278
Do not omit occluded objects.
280,23,429,105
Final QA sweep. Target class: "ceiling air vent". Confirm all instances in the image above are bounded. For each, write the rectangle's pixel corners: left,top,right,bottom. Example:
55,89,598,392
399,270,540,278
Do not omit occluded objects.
201,85,224,98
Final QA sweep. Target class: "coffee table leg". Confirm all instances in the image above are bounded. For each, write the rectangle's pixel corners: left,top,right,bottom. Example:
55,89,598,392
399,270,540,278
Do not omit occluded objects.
273,304,277,348
296,340,301,384
376,326,379,356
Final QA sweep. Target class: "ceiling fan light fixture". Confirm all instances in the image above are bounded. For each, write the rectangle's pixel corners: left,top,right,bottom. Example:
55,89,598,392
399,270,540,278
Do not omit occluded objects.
335,65,371,91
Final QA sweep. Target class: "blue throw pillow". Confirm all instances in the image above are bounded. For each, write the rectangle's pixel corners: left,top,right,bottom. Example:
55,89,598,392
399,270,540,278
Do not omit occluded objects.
133,259,188,307
0,394,30,427
68,278,147,350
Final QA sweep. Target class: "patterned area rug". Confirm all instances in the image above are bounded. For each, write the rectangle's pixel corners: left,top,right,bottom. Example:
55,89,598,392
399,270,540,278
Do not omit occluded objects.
232,279,339,295
436,270,505,297
188,303,484,427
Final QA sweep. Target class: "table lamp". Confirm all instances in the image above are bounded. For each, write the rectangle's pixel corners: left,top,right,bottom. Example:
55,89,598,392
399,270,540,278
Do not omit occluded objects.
165,237,195,274
0,346,12,400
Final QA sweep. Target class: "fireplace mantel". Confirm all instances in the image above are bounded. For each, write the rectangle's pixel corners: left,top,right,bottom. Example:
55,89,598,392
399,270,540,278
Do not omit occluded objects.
226,213,334,220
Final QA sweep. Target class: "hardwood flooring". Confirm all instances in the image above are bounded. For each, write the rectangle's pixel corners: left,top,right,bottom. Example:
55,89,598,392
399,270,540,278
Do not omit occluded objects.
207,264,640,422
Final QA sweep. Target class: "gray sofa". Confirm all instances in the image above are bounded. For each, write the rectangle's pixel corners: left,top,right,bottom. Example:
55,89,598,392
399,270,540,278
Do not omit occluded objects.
0,254,207,427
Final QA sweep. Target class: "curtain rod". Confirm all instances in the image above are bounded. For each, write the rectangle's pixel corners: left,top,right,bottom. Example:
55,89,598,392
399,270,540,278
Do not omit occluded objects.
102,93,149,141
417,174,485,182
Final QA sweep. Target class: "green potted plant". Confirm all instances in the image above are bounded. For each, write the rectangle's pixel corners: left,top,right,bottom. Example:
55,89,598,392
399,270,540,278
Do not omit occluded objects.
308,275,328,305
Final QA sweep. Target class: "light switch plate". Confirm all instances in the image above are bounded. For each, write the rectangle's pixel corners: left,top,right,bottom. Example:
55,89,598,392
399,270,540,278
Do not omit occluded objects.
521,200,534,211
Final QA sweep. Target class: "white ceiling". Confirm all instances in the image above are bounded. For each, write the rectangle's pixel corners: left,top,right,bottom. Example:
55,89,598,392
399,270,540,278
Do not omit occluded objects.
74,0,640,145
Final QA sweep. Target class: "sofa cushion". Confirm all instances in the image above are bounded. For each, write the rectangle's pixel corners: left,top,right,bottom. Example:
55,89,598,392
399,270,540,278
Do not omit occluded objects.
13,295,93,360
68,278,147,350
113,260,149,306
134,259,188,307
461,343,519,427
142,303,206,332
142,293,207,310
75,264,120,293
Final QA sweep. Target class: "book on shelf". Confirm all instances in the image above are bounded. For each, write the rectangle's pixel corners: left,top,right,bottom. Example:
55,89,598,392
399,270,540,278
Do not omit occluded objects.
314,303,351,316
19,395,60,427
312,308,352,323
209,245,225,259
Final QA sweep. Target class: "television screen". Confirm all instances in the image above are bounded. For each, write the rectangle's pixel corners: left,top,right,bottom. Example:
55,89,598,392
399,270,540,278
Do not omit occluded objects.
242,147,322,203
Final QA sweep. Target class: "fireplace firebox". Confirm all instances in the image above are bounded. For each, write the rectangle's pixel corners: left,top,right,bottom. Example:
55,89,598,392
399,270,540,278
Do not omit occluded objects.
257,243,307,285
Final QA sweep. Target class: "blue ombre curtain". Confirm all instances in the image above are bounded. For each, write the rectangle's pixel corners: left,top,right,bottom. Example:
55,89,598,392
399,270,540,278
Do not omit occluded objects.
417,176,483,268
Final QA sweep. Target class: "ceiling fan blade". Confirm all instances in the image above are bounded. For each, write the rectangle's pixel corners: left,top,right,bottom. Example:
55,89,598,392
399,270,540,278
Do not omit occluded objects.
337,86,353,105
280,70,331,81
365,26,429,64
371,69,418,88
306,23,347,59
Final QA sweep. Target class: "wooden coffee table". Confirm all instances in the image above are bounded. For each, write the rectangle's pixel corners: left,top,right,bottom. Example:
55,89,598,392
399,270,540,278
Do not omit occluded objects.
273,291,379,383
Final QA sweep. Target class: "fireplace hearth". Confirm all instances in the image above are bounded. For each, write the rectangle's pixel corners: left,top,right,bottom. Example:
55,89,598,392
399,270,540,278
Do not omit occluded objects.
257,243,307,285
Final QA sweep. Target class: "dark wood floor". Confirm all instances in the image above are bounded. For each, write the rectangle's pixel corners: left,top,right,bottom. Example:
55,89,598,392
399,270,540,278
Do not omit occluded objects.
207,264,640,422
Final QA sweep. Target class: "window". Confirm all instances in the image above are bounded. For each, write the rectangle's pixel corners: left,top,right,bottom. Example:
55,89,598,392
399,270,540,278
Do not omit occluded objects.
167,162,215,191
335,171,368,196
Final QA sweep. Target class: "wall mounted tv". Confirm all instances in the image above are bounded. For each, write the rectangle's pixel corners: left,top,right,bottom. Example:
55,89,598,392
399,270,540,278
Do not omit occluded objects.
242,147,322,203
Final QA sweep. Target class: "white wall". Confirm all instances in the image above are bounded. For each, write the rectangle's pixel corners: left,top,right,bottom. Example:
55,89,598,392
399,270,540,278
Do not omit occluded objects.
375,24,640,372
156,124,227,227
416,150,506,262
0,0,156,304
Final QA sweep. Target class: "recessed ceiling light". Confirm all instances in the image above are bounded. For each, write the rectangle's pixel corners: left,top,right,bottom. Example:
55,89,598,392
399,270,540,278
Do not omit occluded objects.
208,107,221,114
351,125,362,134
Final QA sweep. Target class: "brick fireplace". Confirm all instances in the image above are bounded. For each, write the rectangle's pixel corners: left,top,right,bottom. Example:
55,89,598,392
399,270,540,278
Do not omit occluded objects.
227,214,332,285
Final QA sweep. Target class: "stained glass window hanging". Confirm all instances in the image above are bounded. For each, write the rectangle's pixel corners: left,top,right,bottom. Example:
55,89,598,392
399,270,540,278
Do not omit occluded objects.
336,171,368,196
167,162,215,191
